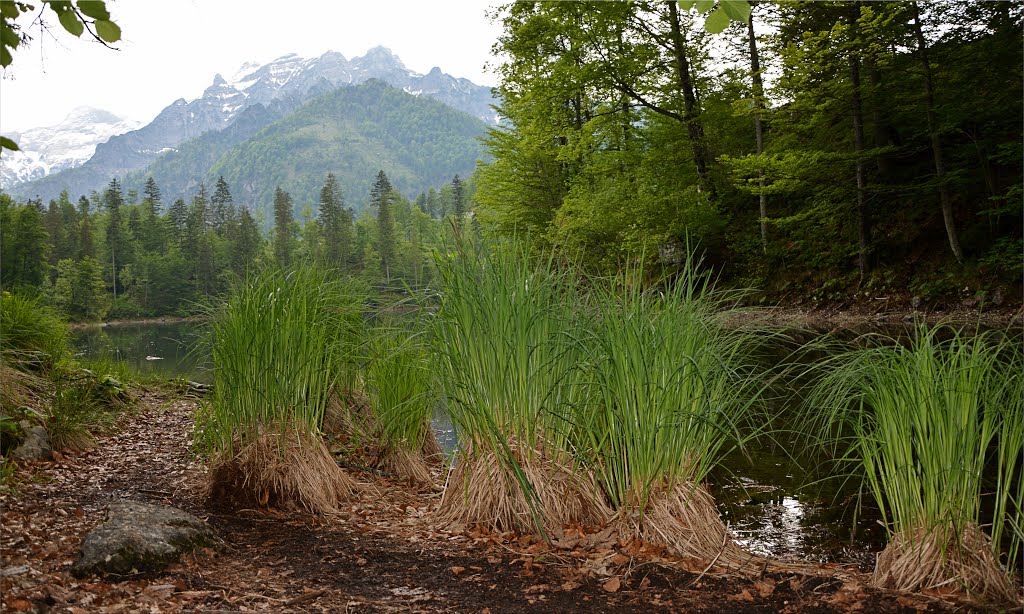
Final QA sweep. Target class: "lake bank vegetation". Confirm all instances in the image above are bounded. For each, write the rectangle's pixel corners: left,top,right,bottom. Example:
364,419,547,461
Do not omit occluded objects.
173,236,1021,606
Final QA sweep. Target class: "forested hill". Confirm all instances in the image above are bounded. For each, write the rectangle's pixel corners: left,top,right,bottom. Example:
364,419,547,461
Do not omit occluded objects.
122,80,489,222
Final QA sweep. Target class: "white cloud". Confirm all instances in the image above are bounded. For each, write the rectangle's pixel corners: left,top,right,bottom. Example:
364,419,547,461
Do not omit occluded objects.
0,0,503,133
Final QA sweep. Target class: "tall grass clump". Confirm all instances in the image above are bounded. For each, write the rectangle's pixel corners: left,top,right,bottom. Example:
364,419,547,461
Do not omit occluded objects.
1,291,70,371
198,266,365,514
805,325,1023,603
364,323,440,484
576,259,762,564
433,240,609,534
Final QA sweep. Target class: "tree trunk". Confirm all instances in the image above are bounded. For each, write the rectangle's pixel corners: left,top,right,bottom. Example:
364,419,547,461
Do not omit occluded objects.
849,52,870,280
865,56,894,179
912,2,963,263
667,1,714,197
747,11,767,250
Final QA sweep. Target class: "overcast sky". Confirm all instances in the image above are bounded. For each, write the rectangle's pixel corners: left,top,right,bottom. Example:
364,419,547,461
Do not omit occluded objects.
0,0,504,134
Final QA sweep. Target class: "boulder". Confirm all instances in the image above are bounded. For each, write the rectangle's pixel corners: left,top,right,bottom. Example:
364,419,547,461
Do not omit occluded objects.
11,421,52,460
72,501,216,577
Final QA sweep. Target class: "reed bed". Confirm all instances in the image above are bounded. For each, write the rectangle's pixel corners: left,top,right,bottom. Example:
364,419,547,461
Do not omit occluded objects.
197,266,365,513
432,239,765,566
364,323,440,484
575,262,762,564
805,325,1023,604
433,241,609,534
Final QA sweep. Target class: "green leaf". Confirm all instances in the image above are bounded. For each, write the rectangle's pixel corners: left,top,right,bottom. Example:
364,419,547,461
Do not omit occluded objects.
75,0,109,21
0,23,19,47
721,0,751,23
695,0,715,14
1,136,20,152
0,45,11,68
0,2,20,18
704,7,730,33
58,9,84,37
94,18,119,42
678,0,697,10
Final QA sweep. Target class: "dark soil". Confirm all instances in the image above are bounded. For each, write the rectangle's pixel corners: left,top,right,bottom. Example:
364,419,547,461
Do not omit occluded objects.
0,390,1005,613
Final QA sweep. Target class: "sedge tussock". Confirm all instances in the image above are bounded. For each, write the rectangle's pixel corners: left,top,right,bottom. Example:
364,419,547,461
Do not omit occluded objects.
207,428,355,515
804,324,1024,604
607,482,751,569
874,522,1020,603
438,440,611,534
375,444,434,486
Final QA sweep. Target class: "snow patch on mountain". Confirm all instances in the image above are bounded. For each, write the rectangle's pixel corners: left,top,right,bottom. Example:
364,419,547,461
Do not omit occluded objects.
1,107,140,188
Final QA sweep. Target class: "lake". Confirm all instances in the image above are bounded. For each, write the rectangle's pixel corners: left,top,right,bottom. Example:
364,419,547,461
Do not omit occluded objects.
71,320,210,383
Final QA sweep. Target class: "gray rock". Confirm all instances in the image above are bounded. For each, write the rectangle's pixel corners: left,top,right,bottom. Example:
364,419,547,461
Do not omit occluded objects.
910,296,922,309
992,288,1004,306
72,501,216,578
11,421,52,460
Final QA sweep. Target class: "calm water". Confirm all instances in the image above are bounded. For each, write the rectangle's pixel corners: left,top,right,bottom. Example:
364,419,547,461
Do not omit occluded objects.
71,320,210,382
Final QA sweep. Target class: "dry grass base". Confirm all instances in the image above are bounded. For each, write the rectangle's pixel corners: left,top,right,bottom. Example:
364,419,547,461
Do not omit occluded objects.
437,442,611,534
608,483,756,571
873,522,1021,605
207,429,355,515
377,445,434,486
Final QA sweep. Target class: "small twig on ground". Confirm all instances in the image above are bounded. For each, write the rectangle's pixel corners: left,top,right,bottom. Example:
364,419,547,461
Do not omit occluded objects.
285,588,329,606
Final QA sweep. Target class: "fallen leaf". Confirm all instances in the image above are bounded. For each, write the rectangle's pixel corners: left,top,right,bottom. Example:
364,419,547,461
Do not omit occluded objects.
450,566,465,575
728,589,754,602
602,576,621,593
754,579,775,598
611,553,630,565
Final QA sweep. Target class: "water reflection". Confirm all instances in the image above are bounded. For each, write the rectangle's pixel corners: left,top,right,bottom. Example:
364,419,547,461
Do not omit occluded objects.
71,321,210,382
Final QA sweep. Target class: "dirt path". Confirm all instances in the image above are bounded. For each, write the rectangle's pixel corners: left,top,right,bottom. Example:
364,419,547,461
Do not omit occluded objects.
1,390,988,613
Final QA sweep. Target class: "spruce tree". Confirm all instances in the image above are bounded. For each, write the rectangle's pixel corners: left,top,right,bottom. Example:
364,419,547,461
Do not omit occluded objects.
44,199,65,268
319,173,352,270
142,176,162,217
167,198,188,245
451,174,465,231
273,186,296,268
371,170,396,282
211,175,236,236
77,196,95,260
232,206,262,278
103,178,126,298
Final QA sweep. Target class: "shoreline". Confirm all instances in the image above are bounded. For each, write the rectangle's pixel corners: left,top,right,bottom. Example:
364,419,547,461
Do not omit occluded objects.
67,315,204,331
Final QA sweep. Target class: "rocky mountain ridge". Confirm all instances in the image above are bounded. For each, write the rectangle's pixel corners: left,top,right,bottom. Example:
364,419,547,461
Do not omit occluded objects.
5,47,495,201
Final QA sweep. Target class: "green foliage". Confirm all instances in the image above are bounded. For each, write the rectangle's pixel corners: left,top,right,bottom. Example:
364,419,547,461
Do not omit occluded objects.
576,257,760,512
0,291,70,370
364,324,435,452
196,266,367,457
804,325,1024,587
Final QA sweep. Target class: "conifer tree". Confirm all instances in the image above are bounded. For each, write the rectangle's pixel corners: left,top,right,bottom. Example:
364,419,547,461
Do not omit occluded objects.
167,198,188,245
77,196,95,260
273,186,296,268
43,199,65,269
319,173,352,270
143,176,162,217
211,175,236,236
370,170,396,282
232,206,262,278
451,174,465,232
103,178,126,297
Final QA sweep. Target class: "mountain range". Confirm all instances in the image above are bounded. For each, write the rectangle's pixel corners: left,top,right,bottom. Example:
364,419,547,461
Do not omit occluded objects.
0,107,141,187
4,47,496,204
